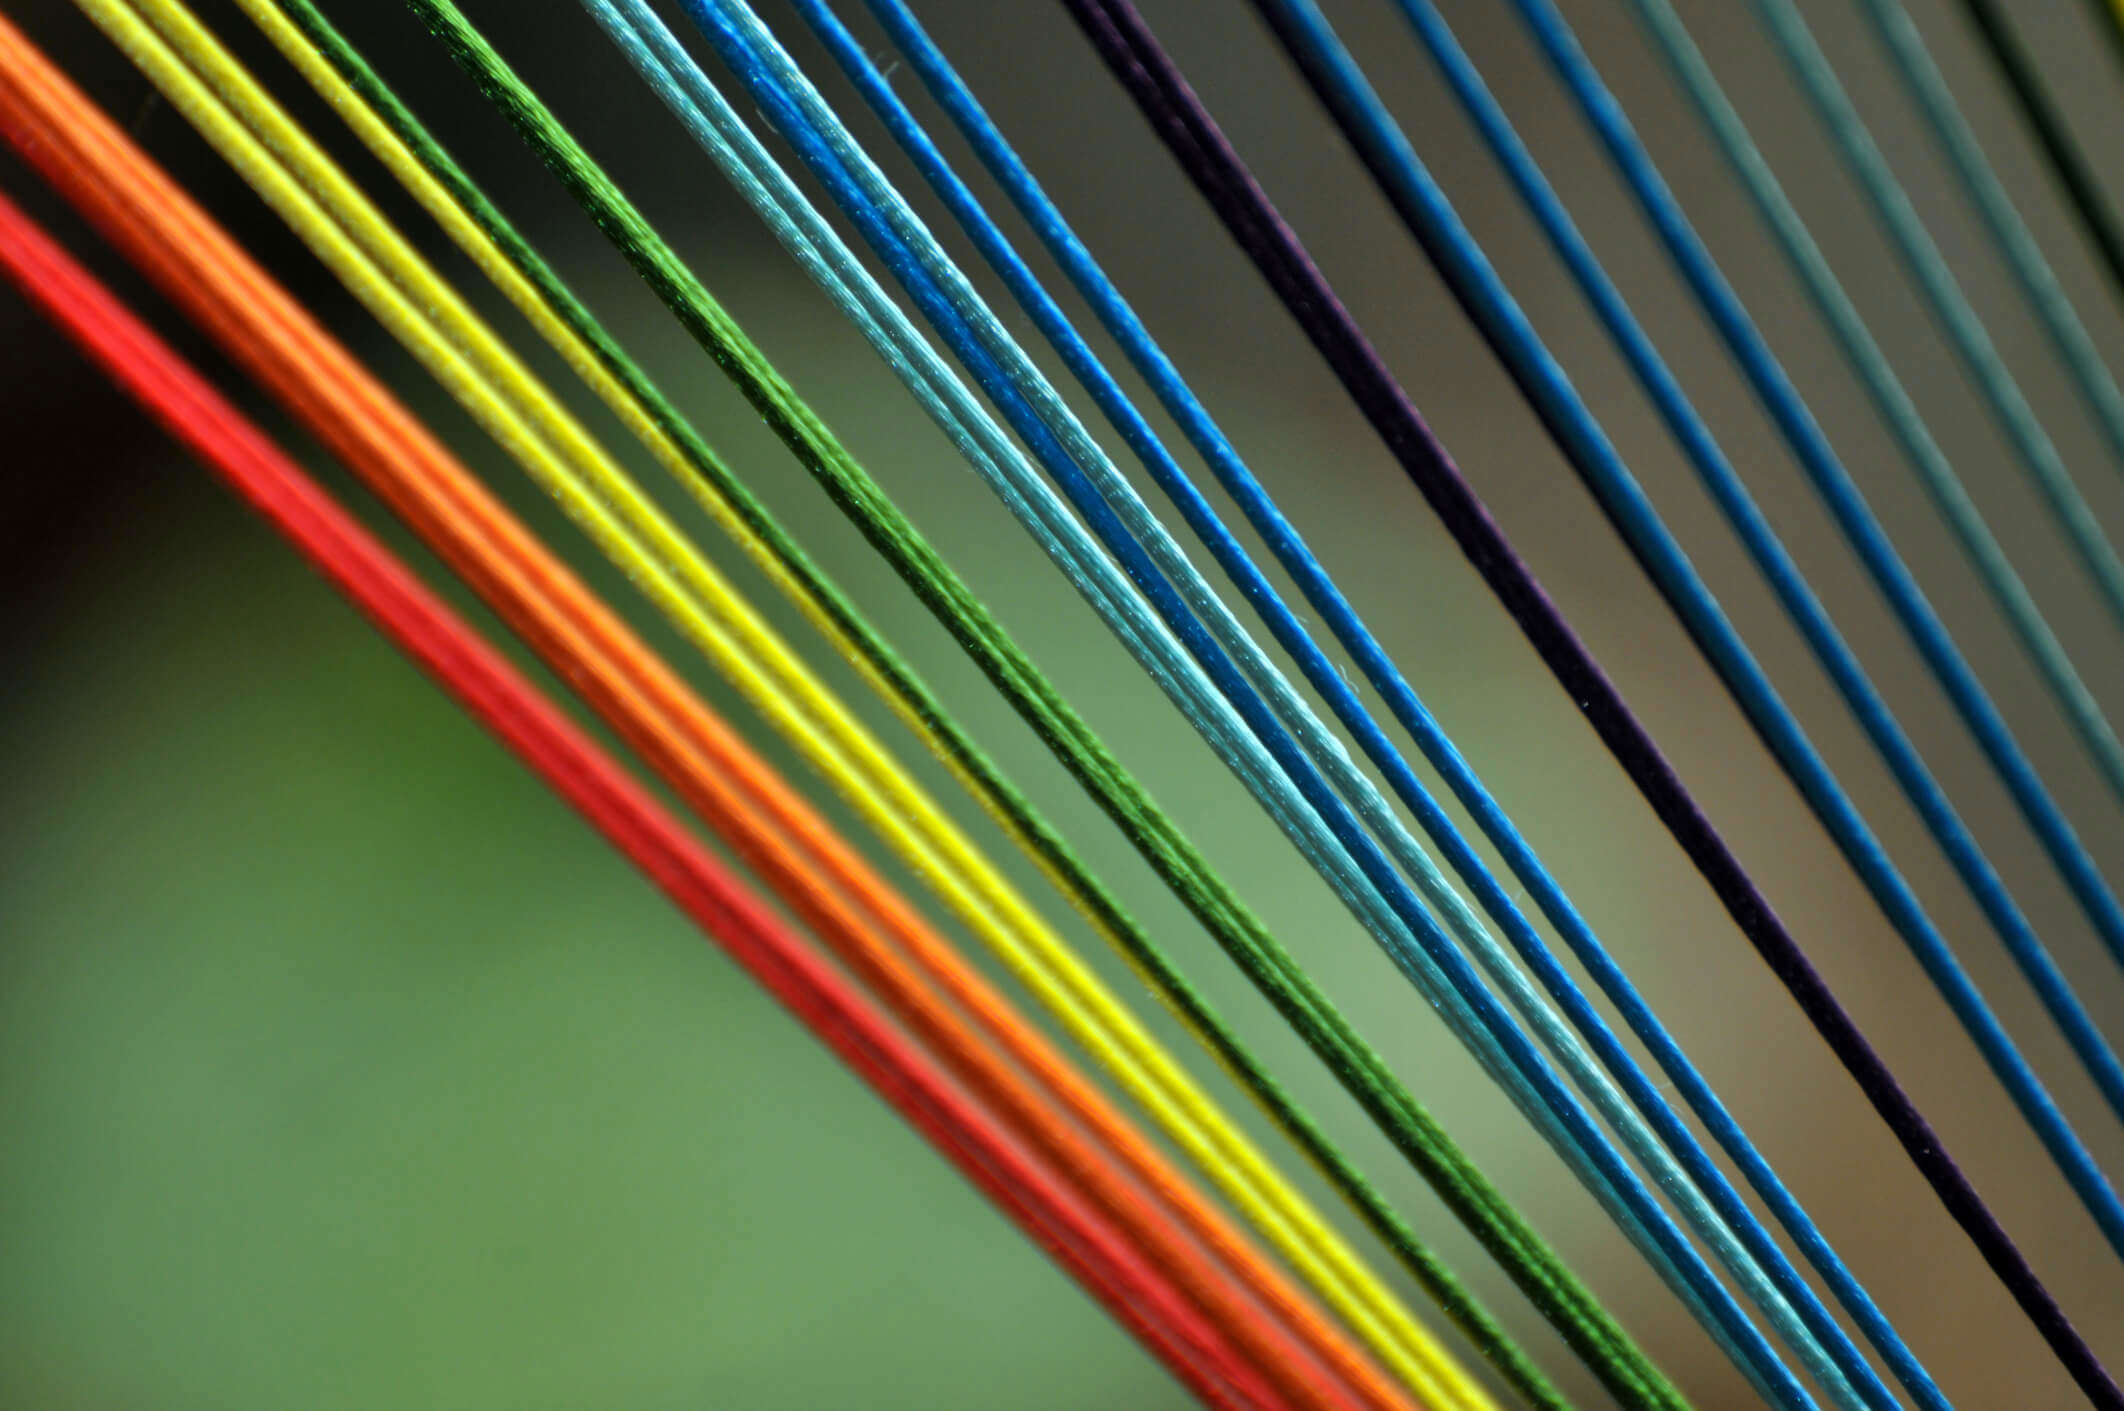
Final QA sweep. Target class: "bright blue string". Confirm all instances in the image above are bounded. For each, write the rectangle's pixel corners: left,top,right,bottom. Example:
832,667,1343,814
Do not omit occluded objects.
564,5,1724,1380
639,0,1823,1400
1239,0,2124,1265
834,3,1944,1410
1468,0,2124,1213
801,0,1928,1404
1469,0,2124,1127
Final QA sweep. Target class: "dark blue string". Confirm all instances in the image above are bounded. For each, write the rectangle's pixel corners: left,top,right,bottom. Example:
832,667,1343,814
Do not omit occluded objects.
1243,0,2124,1266
673,3,1819,1403
808,3,1940,1410
1481,0,2124,1133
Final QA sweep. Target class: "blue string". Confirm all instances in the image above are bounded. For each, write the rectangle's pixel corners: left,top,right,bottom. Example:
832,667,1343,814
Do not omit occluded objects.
831,3,1946,1409
1239,0,2124,1267
566,0,1671,1345
1472,0,2124,1216
1464,0,2124,1136
628,0,1823,1400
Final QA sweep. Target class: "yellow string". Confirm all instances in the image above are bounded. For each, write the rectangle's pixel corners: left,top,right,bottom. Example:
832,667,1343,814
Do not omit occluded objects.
74,1,1496,1404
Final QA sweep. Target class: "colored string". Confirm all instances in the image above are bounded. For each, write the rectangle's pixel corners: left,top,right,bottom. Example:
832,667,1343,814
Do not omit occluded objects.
1854,0,2124,488
399,5,1707,1402
589,3,1713,1404
755,0,1888,1404
0,186,1287,1411
233,6,1522,1410
230,4,1502,1408
1739,0,2124,639
399,4,1686,1408
1524,0,2124,1225
1326,0,2124,1244
0,30,1366,1411
1257,0,2124,1397
1951,0,2124,323
1054,3,2124,1409
51,7,1414,1409
1613,0,2124,840
830,3,1942,1411
626,1,1814,1404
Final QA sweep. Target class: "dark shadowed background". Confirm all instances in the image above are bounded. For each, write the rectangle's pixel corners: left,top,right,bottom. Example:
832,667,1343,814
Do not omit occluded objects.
5,0,2123,1405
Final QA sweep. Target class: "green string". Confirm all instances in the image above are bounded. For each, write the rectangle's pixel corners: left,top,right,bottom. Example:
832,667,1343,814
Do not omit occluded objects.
383,1,1685,1404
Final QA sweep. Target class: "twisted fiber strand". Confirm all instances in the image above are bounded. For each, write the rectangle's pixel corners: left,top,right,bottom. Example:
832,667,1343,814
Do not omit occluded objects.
1743,0,2124,640
0,188,1283,1411
1951,0,2124,336
0,38,1353,1408
1343,0,2124,1266
1055,3,2120,1408
706,1,1851,1405
48,8,1393,1408
1485,0,2124,1136
1855,0,2124,489
668,5,1815,1408
240,3,1481,1406
594,5,1638,1404
401,2,1674,1404
834,2,1930,1409
1619,0,2124,848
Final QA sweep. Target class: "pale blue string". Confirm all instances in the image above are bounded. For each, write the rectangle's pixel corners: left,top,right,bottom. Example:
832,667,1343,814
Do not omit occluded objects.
1240,0,2124,1268
1854,0,2124,487
828,4,1944,1410
1489,0,2124,1241
1738,0,2124,640
593,0,1813,1399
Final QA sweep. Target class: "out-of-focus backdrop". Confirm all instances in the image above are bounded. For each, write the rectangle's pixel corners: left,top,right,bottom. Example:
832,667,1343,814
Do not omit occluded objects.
5,0,2123,1405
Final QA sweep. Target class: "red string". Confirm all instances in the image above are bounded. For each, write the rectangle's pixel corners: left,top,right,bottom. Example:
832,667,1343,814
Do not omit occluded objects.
0,186,1282,1411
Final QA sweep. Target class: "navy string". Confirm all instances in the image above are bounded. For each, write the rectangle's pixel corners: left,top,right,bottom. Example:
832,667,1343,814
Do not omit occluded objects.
1054,0,2124,1406
1449,0,2124,1131
807,3,1952,1410
1251,0,2124,1265
670,2,1830,1402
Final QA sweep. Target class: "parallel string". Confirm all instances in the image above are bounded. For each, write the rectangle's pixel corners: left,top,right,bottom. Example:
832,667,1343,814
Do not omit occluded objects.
1951,0,2124,321
1052,2,2122,1407
29,8,1397,1410
658,3,1837,1405
401,4,1689,1407
828,2,1937,1409
0,186,1284,1411
229,2,1499,1406
1287,0,2124,1247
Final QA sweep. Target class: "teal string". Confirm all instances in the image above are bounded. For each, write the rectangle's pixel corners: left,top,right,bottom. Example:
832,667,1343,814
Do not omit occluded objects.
1853,0,2124,483
1738,0,2124,641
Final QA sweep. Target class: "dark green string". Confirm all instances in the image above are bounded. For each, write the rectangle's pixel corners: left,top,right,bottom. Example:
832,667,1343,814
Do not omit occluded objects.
382,2,1689,1404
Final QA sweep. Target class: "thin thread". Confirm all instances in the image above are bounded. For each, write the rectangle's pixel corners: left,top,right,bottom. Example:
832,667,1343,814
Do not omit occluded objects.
836,3,1940,1410
1613,0,2124,845
403,3,1686,1406
236,6,1512,1410
649,1,1814,1403
1054,4,2123,1409
64,6,1408,1407
1739,0,2124,640
1311,0,2124,1251
1854,0,2124,489
1951,0,2124,325
0,186,1283,1411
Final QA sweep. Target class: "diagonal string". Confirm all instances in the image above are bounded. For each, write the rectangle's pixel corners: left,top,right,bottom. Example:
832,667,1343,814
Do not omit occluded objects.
832,2,1944,1410
657,2,1839,1404
403,2,1692,1406
1052,1,2124,1407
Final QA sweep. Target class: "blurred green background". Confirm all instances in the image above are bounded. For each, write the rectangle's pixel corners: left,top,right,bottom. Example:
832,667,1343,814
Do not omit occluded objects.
5,0,2124,1405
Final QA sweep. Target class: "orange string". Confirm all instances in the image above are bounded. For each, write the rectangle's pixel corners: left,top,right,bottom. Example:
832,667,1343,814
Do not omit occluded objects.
0,17,1408,1411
